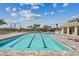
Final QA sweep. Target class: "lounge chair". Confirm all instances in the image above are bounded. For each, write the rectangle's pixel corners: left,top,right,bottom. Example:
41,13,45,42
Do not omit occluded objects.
68,32,79,42
74,36,79,42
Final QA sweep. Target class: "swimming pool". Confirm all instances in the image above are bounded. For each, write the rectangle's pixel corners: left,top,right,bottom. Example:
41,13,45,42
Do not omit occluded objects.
0,32,72,51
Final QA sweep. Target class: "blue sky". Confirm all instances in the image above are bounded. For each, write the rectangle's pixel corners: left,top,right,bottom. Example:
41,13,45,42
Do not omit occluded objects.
0,3,79,28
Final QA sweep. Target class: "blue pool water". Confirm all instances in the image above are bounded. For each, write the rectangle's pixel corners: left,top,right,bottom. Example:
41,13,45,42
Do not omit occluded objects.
0,32,72,51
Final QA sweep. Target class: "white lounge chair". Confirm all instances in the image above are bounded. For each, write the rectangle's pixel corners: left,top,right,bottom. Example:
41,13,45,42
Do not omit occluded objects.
68,32,79,42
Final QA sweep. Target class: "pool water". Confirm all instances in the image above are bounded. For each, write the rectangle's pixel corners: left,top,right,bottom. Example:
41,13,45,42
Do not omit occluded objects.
0,32,72,51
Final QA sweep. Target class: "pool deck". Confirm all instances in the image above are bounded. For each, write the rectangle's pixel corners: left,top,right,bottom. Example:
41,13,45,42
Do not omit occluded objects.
0,33,79,56
53,34,79,55
0,32,27,40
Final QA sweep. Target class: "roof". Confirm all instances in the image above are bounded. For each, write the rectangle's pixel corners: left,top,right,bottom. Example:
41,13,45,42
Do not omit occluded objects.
62,15,79,27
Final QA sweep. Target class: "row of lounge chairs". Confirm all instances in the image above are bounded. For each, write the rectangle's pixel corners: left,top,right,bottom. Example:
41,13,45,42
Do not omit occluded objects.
68,32,79,42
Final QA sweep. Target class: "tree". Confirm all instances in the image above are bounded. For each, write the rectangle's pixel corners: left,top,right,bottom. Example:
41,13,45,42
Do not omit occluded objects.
33,24,40,31
29,25,33,30
27,24,41,31
0,19,7,25
27,25,32,29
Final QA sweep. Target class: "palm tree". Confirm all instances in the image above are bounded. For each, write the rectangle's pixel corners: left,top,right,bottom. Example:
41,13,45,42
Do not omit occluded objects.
37,24,40,29
0,19,7,34
0,19,7,25
33,24,40,31
36,24,40,31
27,25,33,31
27,24,40,31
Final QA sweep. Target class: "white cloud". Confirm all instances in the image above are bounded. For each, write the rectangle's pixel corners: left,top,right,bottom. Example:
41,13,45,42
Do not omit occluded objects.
6,7,10,11
31,3,44,7
19,10,41,20
20,3,23,6
11,12,17,17
63,3,68,7
31,3,44,9
20,3,30,6
50,12,54,15
53,3,57,7
20,3,44,9
31,6,39,9
44,12,48,15
13,8,16,11
58,9,66,13
6,7,16,12
19,10,31,17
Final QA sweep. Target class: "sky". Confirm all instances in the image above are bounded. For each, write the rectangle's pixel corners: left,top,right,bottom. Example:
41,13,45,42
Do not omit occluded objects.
0,3,79,28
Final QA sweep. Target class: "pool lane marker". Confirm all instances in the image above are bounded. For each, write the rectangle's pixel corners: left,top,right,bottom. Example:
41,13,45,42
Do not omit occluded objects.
27,33,36,48
40,33,47,48
9,33,30,47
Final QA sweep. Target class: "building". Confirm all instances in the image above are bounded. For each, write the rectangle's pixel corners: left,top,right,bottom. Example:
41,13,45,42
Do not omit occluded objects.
62,16,79,36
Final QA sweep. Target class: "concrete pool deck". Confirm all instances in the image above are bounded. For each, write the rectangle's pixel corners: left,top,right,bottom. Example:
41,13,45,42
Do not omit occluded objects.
0,33,79,56
0,32,27,40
